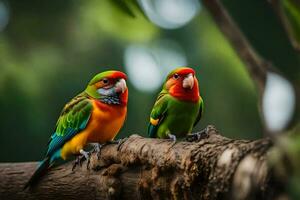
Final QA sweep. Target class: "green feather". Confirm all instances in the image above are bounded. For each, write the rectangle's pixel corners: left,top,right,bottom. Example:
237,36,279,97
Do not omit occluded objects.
193,97,204,127
148,91,202,139
148,92,168,138
47,92,93,156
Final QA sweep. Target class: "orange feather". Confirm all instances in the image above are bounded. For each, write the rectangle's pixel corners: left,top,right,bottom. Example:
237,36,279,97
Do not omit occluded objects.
60,100,126,159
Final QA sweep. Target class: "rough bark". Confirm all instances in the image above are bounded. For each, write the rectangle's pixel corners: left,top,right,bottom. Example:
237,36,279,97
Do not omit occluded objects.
0,126,278,200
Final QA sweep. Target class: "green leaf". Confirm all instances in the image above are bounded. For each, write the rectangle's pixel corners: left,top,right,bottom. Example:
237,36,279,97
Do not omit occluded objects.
110,0,148,19
111,0,136,18
281,0,300,50
130,0,148,19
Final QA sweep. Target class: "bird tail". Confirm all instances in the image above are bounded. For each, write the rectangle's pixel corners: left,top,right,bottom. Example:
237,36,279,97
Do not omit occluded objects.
148,123,157,138
24,157,50,190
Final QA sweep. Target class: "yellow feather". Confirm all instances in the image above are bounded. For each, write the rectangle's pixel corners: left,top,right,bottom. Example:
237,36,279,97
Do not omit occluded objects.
150,117,159,126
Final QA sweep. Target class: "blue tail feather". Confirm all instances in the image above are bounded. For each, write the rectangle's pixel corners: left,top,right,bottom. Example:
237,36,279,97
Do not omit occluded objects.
148,124,157,138
24,157,50,189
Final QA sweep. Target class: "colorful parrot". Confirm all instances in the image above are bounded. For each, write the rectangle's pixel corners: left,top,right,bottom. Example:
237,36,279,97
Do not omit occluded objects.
148,67,204,141
25,70,128,188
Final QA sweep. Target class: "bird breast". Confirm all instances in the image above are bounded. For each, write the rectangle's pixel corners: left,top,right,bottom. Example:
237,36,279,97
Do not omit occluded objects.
86,100,127,143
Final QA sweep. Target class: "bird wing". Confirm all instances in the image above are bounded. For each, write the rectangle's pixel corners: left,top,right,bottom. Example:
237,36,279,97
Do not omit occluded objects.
46,93,93,157
193,97,204,127
148,92,169,138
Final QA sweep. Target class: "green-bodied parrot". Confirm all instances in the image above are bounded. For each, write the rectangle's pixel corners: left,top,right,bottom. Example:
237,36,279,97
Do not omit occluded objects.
148,67,204,140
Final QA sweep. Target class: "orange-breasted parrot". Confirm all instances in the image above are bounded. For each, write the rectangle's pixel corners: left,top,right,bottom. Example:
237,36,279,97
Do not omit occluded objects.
25,70,128,188
148,67,204,141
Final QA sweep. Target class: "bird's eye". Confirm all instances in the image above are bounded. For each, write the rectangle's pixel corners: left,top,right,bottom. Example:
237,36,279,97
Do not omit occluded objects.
102,78,109,84
173,74,180,79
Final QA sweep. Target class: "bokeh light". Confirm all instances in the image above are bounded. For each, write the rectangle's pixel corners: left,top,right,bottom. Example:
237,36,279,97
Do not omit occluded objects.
138,0,201,29
124,45,162,92
263,72,296,132
124,40,187,92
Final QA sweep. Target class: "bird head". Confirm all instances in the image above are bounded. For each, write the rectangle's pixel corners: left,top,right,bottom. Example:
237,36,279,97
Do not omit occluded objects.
85,70,128,105
163,67,200,102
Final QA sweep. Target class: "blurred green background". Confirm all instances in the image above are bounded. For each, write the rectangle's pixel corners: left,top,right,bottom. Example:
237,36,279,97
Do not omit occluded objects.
0,0,270,162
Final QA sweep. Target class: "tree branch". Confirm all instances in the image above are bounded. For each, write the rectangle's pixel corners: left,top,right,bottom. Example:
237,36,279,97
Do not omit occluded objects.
0,126,279,200
202,0,300,132
202,0,268,95
269,0,300,52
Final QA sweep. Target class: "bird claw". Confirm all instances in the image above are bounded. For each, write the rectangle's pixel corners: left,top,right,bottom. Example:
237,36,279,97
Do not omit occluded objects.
108,137,128,151
168,134,177,142
186,127,209,142
167,134,177,147
91,143,102,160
90,139,128,159
72,138,129,170
72,149,91,171
106,138,127,146
72,155,84,171
116,138,128,151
